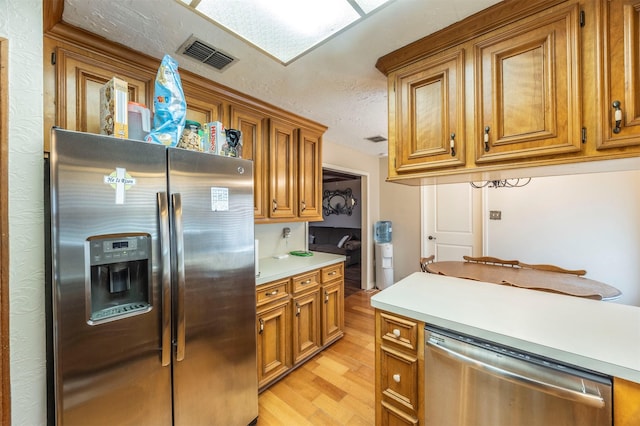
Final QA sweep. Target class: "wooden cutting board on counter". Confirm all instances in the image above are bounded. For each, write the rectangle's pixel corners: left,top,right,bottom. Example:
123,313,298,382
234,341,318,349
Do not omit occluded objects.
425,261,622,301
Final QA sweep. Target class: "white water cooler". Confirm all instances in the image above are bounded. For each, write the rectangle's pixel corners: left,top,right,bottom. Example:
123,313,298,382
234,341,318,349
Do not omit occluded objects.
374,221,394,290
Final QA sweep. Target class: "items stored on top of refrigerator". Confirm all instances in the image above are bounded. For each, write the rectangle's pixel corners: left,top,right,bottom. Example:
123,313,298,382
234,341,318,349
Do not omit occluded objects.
45,128,258,425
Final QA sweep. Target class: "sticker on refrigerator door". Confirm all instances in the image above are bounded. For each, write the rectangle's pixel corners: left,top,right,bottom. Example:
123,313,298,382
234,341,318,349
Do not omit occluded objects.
210,187,229,211
104,167,136,204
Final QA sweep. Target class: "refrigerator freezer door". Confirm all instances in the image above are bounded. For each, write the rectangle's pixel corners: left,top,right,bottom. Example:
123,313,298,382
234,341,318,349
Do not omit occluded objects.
49,129,172,425
167,148,258,425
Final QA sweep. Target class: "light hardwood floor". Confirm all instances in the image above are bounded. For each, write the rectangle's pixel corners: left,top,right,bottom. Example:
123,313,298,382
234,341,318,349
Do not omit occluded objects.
257,289,378,425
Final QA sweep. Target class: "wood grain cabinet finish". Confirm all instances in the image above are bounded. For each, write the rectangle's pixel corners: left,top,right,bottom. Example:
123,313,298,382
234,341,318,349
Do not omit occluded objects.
614,377,640,426
375,310,424,426
230,105,267,219
44,24,325,223
391,47,466,173
474,3,582,163
596,0,640,150
297,128,323,221
378,0,640,185
256,263,344,391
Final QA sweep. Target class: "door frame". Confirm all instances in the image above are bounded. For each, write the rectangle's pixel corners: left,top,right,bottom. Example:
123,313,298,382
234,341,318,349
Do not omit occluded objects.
321,164,373,290
1,36,11,425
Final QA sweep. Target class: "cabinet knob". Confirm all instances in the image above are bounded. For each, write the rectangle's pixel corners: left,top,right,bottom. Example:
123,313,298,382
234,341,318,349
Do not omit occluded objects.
613,101,623,134
392,328,401,338
450,133,456,157
393,374,401,383
484,126,491,151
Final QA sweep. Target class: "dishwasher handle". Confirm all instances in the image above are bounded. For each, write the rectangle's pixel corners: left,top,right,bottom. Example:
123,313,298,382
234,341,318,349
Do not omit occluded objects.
426,339,605,409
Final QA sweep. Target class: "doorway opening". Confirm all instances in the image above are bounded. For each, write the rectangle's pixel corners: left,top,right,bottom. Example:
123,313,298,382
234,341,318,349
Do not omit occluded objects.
309,166,369,296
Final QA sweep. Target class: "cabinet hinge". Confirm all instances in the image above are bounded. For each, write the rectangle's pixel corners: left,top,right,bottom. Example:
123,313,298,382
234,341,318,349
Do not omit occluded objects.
582,127,587,144
580,10,585,27
51,51,56,65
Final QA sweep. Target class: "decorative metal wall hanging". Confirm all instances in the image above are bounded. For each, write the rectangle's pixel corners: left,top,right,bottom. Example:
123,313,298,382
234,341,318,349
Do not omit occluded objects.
322,188,357,216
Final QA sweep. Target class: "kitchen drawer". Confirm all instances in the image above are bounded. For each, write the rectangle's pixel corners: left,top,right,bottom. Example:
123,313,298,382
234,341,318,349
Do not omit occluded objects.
380,346,419,415
292,270,320,294
379,312,419,354
321,262,344,283
256,278,290,307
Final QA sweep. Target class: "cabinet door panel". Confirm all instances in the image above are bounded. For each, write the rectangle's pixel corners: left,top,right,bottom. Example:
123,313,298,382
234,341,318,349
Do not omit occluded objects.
597,1,640,149
231,106,267,219
394,49,465,172
321,281,344,345
269,119,297,219
292,291,321,364
475,4,582,163
257,302,291,389
56,48,152,136
298,129,323,220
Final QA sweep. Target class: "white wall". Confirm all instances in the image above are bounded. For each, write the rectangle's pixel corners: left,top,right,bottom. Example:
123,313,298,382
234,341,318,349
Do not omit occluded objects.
1,0,47,424
379,157,421,284
485,170,640,306
255,222,306,260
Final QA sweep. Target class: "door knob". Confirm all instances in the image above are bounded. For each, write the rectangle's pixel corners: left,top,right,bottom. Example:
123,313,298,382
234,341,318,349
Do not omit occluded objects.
428,236,436,240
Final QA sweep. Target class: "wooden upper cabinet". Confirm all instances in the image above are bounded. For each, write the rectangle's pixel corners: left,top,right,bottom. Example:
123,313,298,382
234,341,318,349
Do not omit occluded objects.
297,128,323,221
597,0,640,149
50,45,153,147
392,48,466,173
474,3,582,163
269,118,297,220
181,83,225,128
230,105,267,219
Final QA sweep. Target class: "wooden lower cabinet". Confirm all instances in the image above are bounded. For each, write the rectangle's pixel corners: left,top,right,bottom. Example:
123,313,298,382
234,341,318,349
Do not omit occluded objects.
375,310,424,426
256,263,344,391
614,377,640,426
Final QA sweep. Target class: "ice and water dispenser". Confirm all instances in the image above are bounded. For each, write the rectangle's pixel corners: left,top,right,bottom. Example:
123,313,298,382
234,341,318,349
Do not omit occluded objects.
86,233,152,323
374,221,394,290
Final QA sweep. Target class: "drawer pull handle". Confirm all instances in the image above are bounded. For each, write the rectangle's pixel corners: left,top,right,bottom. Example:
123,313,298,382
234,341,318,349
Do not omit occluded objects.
450,133,456,157
300,200,306,212
328,271,336,276
484,126,491,151
272,199,278,212
258,318,264,334
301,279,312,285
296,302,301,316
613,100,623,134
392,328,401,338
393,374,401,383
265,289,279,296
325,291,329,303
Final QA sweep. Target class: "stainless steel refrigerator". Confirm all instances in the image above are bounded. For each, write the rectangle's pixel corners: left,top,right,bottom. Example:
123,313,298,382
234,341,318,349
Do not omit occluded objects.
45,128,258,425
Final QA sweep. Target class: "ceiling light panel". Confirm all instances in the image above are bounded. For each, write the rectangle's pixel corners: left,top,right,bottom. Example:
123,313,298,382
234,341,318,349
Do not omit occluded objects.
178,0,394,64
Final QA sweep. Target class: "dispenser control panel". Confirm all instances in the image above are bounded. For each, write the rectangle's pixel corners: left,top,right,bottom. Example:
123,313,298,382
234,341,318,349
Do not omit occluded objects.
89,235,150,265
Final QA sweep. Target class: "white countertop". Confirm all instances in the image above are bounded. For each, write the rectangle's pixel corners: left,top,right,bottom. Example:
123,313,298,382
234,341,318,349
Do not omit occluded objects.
256,251,346,285
371,272,640,383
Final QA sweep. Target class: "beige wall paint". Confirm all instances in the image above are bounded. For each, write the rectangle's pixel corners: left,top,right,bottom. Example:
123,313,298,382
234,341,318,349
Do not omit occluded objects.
1,0,46,423
378,157,421,285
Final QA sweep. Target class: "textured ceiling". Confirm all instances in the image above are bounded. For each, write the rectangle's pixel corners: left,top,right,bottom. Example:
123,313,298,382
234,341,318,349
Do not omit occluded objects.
63,0,502,157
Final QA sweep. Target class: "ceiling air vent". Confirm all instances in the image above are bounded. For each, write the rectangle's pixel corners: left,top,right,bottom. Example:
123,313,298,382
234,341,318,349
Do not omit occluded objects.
365,135,387,143
178,36,237,72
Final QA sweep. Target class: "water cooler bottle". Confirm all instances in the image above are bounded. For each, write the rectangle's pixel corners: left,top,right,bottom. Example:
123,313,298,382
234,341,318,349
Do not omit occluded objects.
374,221,394,290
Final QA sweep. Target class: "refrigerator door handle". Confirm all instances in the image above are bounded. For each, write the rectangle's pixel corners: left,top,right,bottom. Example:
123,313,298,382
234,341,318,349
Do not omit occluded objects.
158,192,172,367
172,193,186,361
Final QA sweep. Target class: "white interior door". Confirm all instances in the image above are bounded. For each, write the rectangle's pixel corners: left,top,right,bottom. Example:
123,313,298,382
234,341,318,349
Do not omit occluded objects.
421,183,482,261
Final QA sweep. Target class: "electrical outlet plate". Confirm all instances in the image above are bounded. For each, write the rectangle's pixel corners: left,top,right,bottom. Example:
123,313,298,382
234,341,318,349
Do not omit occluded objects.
489,210,502,220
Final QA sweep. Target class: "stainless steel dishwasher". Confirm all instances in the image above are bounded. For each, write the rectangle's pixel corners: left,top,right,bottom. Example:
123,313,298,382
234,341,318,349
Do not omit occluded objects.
425,325,612,426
